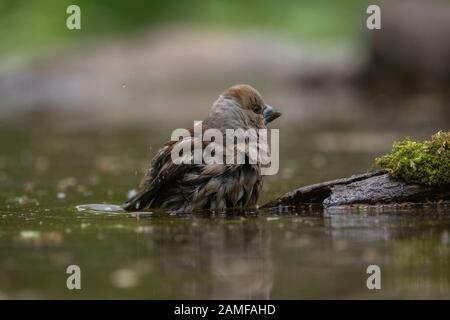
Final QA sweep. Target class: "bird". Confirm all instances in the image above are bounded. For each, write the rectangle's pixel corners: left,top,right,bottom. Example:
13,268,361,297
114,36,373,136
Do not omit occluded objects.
123,84,281,213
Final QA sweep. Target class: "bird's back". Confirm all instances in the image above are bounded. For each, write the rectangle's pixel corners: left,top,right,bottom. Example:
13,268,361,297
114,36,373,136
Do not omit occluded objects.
123,126,262,213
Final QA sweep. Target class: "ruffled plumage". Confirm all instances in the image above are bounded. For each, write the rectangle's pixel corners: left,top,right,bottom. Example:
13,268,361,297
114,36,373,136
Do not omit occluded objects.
123,84,280,213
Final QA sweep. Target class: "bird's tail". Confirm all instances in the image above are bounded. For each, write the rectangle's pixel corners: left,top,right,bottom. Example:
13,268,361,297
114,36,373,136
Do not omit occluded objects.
122,190,153,211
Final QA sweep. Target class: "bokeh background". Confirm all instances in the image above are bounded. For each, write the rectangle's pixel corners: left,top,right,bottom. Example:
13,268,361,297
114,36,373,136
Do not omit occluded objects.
0,0,450,299
1,0,448,126
1,0,449,199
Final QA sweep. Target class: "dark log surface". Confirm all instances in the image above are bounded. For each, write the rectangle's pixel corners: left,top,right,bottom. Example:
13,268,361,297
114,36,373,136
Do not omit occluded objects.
263,170,450,208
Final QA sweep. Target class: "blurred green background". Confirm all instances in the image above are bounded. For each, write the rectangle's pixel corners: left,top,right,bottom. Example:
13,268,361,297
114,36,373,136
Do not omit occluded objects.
0,0,368,62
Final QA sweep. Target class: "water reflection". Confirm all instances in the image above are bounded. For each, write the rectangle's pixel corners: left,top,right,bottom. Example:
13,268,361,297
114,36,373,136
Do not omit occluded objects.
1,202,450,298
126,214,272,299
0,122,449,298
112,205,450,299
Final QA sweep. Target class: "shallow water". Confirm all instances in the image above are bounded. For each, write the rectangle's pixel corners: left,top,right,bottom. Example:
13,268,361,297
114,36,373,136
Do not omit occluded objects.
0,120,449,299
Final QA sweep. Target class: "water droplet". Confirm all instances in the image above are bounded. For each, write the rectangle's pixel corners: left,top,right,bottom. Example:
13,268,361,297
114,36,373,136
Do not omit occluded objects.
127,189,137,200
20,230,40,240
110,269,138,289
56,192,66,200
75,204,125,213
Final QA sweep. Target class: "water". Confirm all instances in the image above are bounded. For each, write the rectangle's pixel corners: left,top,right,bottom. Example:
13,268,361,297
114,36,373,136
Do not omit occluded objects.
0,120,449,299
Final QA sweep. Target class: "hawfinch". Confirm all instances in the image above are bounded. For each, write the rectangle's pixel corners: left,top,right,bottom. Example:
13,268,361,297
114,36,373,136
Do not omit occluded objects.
123,84,281,213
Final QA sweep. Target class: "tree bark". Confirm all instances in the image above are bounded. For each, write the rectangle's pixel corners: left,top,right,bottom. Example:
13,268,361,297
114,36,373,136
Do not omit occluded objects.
262,170,450,208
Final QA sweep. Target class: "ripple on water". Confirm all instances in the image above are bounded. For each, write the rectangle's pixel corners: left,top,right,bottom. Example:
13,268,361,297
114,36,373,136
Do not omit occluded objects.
75,203,126,214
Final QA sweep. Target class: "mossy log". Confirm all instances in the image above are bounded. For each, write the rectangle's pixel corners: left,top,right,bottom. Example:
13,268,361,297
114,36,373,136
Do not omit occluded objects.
262,170,450,208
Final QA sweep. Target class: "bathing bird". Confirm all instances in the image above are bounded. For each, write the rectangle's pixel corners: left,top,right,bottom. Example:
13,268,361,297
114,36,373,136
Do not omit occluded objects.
123,84,281,213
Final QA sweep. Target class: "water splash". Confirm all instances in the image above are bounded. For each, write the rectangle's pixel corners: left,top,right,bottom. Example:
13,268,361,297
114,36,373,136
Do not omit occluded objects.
75,203,125,213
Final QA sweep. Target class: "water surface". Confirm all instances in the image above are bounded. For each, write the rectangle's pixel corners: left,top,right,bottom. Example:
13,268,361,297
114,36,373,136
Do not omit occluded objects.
0,120,449,299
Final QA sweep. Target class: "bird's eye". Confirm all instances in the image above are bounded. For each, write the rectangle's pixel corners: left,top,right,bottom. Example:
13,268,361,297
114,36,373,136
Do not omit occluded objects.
252,105,262,114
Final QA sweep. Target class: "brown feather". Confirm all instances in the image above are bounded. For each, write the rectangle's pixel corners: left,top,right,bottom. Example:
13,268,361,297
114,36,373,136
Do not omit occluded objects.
123,84,279,213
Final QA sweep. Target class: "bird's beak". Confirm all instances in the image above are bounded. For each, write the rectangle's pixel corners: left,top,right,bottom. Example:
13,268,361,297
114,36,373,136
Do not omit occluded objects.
263,105,282,124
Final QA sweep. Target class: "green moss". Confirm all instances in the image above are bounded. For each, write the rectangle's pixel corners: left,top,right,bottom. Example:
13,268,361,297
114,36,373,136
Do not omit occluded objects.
375,131,450,186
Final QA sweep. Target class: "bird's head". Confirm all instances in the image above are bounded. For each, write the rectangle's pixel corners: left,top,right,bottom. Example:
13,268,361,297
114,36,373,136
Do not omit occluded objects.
223,84,282,128
207,84,281,131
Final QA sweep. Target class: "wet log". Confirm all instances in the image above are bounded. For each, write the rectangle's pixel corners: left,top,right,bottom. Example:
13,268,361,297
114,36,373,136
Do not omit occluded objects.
262,170,450,208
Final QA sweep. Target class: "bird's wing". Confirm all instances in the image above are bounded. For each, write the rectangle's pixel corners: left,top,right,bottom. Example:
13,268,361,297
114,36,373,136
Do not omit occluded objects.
123,139,188,210
123,125,208,211
123,122,264,211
